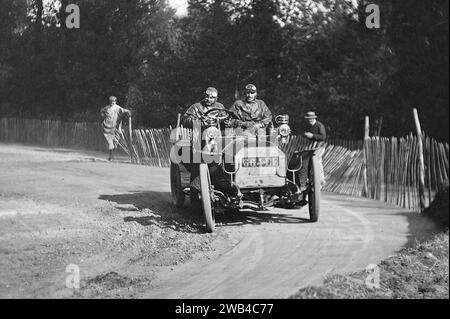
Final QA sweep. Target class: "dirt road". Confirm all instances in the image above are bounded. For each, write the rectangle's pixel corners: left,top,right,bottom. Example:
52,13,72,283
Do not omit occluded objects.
0,143,436,298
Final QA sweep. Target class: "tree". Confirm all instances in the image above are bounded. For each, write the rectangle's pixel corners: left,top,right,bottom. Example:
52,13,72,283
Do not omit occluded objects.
0,0,447,141
378,0,449,140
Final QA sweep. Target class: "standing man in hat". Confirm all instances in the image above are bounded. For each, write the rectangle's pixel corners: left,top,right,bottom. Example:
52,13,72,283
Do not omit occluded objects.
181,87,226,129
303,111,326,143
299,111,326,194
100,96,131,161
228,84,273,132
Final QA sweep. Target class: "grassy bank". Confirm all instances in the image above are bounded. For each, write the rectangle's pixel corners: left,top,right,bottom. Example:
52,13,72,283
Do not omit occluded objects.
290,186,449,299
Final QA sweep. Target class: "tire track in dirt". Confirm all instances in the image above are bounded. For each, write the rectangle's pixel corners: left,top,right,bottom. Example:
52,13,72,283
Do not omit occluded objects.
144,194,436,299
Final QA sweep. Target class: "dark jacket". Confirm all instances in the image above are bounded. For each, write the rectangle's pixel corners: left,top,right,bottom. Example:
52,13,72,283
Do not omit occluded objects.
228,99,272,128
305,120,326,142
181,101,226,128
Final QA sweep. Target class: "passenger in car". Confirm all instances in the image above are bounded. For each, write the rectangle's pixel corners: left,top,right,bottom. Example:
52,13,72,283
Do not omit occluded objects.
228,84,273,133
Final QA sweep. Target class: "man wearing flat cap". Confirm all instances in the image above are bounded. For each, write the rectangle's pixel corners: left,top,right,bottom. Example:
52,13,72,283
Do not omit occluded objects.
228,84,273,132
299,111,326,194
181,87,226,129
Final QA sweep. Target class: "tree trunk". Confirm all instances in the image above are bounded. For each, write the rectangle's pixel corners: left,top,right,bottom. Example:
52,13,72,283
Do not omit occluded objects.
34,0,43,57
58,0,69,116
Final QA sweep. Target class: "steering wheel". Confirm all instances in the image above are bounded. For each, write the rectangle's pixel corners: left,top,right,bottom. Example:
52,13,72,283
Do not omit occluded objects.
203,108,233,121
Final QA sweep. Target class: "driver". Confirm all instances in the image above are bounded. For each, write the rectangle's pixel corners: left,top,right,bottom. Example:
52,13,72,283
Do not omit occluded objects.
181,87,226,129
228,84,273,132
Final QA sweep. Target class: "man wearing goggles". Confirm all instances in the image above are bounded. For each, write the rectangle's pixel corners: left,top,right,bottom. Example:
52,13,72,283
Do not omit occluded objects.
228,84,273,132
181,87,226,129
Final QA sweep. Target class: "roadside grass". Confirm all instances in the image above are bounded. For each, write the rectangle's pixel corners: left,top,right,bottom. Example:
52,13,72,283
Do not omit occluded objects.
290,185,449,299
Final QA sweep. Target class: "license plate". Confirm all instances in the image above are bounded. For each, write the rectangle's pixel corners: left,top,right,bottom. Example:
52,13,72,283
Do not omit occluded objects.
241,157,279,168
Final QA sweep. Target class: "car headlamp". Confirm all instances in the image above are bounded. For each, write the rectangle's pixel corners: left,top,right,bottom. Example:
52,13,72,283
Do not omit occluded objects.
275,114,289,125
278,123,291,137
205,126,220,139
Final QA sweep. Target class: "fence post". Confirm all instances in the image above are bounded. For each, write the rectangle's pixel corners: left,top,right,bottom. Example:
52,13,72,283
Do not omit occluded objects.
376,116,383,137
413,108,426,212
176,113,181,142
362,116,370,197
128,116,133,163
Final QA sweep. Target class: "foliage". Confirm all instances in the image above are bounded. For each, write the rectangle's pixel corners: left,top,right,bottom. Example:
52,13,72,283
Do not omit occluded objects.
0,0,448,140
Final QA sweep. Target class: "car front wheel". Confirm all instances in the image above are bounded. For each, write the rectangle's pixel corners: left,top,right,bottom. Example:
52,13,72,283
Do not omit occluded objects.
199,163,215,232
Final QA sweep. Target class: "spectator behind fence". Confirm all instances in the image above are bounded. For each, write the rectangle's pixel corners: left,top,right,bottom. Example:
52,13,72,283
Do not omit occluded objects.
299,111,326,199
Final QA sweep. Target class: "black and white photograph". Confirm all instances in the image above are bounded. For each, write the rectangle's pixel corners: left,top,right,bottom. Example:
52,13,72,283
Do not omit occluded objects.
0,0,448,305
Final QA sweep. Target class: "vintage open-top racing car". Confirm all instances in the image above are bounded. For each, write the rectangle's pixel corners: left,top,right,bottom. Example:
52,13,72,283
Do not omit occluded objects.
170,108,321,232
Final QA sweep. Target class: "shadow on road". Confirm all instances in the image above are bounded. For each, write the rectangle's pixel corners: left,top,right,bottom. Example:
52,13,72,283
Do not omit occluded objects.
217,209,310,227
99,191,204,233
98,191,310,233
392,211,438,248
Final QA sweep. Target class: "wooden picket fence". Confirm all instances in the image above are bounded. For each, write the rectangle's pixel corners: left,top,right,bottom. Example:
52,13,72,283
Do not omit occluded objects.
1,117,448,212
117,126,173,167
364,134,449,208
0,118,107,151
111,125,450,212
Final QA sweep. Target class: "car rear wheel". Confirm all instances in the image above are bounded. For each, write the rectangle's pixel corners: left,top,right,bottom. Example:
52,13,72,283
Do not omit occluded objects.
190,188,202,213
170,163,185,208
307,155,321,222
199,163,215,232
189,165,202,214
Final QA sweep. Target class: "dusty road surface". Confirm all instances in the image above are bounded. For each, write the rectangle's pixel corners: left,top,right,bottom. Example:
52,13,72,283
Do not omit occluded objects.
0,143,437,299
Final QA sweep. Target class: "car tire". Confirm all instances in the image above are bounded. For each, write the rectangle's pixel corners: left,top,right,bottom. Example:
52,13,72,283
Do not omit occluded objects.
308,155,321,222
170,162,185,208
199,163,215,232
190,188,202,214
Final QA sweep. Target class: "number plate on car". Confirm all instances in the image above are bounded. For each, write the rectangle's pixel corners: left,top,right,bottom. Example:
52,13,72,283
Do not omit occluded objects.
241,157,279,168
